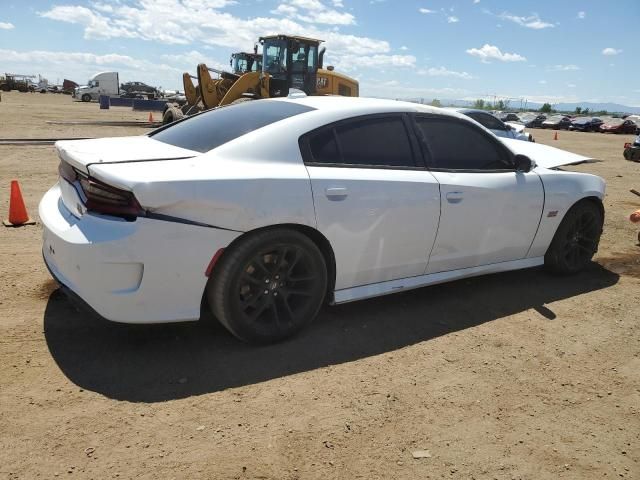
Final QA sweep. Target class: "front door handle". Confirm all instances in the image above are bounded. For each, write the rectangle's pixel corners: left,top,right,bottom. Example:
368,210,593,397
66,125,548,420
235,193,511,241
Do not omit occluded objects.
325,187,348,199
446,191,464,204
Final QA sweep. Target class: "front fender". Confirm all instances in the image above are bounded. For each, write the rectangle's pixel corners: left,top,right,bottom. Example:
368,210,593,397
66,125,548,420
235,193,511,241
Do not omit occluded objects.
527,169,605,258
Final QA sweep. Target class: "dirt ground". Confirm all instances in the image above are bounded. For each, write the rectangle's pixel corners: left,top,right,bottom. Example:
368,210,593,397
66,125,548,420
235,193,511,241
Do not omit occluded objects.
0,91,638,479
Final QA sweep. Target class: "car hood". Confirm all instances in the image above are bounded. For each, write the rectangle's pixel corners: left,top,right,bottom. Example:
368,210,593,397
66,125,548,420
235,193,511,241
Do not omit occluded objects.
500,137,597,169
55,136,198,174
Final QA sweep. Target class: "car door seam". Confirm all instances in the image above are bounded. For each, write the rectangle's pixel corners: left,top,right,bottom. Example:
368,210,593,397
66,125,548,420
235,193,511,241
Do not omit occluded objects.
524,171,546,259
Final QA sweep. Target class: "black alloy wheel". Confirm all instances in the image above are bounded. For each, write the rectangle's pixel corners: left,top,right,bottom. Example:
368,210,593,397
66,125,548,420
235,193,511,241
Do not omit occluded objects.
208,229,327,343
545,201,603,274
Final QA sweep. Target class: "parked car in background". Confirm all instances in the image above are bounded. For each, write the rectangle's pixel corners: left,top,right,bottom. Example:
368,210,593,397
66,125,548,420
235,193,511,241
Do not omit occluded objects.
519,113,547,129
121,81,160,99
599,118,637,134
451,108,533,141
569,117,604,132
499,112,521,122
542,115,571,130
40,97,604,343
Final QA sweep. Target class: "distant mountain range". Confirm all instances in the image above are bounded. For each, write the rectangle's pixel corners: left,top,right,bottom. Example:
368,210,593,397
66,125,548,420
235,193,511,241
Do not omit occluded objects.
406,98,640,114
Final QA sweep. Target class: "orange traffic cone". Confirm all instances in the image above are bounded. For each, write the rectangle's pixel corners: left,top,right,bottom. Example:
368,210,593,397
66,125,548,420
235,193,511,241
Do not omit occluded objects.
148,112,154,123
3,180,35,227
553,131,558,140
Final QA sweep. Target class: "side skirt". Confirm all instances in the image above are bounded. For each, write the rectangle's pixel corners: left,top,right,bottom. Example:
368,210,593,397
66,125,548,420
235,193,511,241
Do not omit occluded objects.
333,257,544,304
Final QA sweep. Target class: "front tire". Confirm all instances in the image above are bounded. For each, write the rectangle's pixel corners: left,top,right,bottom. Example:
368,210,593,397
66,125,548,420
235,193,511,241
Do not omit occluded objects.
545,200,603,274
81,94,91,102
207,229,328,344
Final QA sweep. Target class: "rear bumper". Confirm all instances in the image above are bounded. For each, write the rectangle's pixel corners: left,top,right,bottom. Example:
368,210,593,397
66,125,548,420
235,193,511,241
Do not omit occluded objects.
39,182,241,324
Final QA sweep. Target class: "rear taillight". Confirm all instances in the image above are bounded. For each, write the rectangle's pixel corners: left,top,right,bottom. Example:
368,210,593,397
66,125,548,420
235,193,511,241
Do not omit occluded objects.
78,176,143,220
58,161,77,183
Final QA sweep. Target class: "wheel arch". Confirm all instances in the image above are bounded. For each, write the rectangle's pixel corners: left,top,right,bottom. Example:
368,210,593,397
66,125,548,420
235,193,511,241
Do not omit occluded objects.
205,223,337,305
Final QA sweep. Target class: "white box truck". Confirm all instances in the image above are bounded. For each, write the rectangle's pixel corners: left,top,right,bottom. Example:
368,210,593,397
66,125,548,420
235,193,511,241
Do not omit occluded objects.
73,72,119,102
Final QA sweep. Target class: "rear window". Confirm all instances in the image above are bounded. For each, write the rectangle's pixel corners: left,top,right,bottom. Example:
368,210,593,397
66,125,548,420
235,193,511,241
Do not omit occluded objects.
150,101,315,153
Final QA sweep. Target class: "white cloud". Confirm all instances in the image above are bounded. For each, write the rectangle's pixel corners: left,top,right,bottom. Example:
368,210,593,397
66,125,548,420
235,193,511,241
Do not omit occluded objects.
447,16,459,23
418,66,473,79
577,11,585,19
0,21,15,30
539,80,547,84
274,0,355,25
39,1,389,60
399,45,408,51
332,54,416,71
161,50,226,71
567,83,576,88
474,0,480,4
0,48,182,89
547,64,580,71
499,12,554,29
602,47,622,56
466,44,526,63
418,8,434,14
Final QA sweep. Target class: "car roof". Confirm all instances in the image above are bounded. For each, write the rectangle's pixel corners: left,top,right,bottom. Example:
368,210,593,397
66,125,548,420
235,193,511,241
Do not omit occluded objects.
267,95,472,121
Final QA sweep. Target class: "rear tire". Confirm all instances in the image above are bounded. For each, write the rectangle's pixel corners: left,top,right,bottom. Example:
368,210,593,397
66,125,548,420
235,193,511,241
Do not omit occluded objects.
207,229,327,344
544,200,603,274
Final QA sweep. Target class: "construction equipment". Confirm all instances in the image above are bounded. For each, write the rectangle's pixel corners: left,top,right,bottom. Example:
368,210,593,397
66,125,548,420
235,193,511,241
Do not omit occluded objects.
163,51,261,124
162,35,358,124
0,73,36,92
230,52,262,74
197,34,358,110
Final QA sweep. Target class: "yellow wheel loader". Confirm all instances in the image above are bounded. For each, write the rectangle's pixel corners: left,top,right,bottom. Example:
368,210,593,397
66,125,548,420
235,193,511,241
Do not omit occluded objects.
197,34,358,110
163,52,264,124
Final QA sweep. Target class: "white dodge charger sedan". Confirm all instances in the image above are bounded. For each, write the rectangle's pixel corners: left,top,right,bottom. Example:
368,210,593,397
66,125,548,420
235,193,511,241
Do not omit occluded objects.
40,97,605,343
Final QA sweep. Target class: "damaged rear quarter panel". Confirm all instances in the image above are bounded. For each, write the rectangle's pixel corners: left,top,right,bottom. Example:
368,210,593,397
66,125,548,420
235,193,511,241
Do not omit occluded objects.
88,155,317,233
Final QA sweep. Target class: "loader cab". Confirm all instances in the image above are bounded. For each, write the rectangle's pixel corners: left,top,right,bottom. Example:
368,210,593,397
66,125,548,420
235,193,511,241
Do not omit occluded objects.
230,52,262,74
260,35,320,97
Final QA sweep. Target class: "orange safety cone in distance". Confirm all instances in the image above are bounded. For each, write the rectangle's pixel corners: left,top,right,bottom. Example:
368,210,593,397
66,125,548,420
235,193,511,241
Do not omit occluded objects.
3,180,36,227
148,112,154,123
553,131,558,140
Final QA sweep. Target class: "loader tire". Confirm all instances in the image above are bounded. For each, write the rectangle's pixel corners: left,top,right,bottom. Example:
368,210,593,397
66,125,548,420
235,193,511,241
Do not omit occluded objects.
162,105,184,125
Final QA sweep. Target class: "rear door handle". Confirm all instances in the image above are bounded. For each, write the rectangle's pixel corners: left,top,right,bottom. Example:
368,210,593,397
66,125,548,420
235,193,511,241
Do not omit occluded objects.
446,191,464,203
325,187,348,199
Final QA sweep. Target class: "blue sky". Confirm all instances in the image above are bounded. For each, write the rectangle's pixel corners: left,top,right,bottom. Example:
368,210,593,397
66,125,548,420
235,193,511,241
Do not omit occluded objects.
1,0,638,106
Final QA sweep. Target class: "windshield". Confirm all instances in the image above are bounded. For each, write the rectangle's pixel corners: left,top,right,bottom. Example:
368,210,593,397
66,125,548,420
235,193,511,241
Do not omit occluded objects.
547,115,564,122
263,40,288,75
573,117,591,124
233,57,249,73
604,118,624,126
150,100,315,153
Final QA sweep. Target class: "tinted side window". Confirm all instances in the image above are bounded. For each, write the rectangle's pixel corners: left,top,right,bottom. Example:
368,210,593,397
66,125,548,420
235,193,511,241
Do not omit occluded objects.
309,128,339,163
467,112,505,131
336,117,415,167
416,117,511,170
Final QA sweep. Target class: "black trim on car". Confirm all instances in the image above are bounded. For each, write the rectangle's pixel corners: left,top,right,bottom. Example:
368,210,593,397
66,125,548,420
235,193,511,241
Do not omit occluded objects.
408,113,517,172
304,162,429,171
299,113,426,170
142,212,244,232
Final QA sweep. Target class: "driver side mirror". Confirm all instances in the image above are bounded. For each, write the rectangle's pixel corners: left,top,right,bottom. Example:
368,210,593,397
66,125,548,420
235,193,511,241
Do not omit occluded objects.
514,154,535,172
